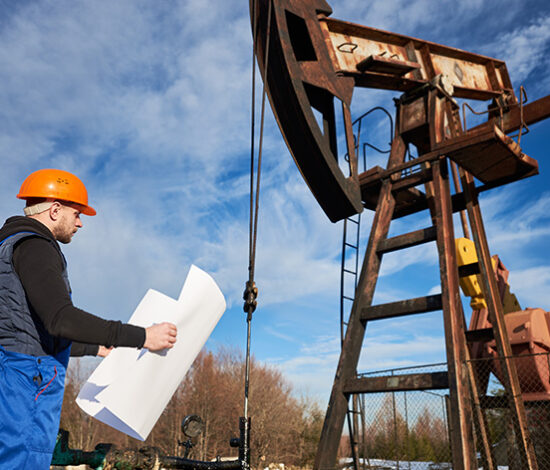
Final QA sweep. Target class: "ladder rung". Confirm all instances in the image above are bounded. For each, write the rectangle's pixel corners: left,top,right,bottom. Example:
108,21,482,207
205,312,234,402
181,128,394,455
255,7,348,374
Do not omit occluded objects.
344,242,358,249
392,189,478,220
343,371,449,394
343,269,357,275
377,226,437,254
458,262,480,277
465,328,494,342
359,166,428,217
346,218,360,225
479,395,509,409
361,294,442,321
391,168,432,192
342,296,355,301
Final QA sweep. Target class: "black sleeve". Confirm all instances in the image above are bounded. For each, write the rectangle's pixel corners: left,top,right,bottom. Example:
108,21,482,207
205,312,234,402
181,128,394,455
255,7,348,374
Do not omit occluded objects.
13,237,146,352
70,342,100,357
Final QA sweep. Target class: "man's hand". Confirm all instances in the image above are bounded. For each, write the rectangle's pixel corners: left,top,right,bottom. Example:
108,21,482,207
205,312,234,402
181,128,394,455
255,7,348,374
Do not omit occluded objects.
144,322,178,351
97,345,113,357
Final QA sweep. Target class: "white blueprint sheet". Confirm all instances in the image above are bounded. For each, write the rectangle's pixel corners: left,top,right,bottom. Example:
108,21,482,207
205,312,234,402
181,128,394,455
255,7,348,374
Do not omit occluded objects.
76,265,226,440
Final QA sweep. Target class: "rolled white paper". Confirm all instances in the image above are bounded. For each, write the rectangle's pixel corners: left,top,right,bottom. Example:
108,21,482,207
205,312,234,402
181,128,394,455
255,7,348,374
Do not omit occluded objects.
76,265,226,440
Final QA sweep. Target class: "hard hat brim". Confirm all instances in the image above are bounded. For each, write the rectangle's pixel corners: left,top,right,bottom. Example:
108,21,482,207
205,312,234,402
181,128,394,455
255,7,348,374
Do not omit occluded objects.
80,205,97,216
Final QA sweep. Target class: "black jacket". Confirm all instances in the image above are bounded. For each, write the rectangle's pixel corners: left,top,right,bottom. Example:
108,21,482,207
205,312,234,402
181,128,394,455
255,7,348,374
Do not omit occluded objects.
0,216,145,356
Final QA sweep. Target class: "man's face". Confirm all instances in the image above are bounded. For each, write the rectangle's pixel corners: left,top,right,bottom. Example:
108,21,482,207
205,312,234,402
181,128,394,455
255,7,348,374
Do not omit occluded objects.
54,204,83,244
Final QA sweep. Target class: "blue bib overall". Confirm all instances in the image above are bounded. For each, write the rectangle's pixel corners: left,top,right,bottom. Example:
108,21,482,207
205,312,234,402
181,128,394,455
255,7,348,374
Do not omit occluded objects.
0,232,72,469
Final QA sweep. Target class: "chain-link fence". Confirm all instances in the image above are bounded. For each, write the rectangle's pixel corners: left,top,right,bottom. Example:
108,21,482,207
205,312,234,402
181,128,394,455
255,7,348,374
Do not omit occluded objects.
343,353,550,469
343,363,452,470
467,352,550,470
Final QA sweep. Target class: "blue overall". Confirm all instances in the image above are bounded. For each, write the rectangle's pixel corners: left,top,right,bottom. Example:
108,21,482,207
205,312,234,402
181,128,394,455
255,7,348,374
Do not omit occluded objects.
0,232,72,469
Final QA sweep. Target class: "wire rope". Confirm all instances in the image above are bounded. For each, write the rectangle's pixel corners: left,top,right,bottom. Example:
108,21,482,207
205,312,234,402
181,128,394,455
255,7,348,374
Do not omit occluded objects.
242,0,273,466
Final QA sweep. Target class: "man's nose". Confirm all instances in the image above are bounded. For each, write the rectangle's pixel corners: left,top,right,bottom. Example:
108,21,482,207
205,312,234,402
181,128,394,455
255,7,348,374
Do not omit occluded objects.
76,217,83,228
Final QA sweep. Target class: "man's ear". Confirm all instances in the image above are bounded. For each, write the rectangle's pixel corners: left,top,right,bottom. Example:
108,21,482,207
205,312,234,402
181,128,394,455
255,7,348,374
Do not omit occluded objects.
49,202,63,221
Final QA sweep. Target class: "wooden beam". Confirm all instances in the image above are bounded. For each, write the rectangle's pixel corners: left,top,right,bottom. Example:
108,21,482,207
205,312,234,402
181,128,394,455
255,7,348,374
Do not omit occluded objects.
361,294,442,321
344,372,449,393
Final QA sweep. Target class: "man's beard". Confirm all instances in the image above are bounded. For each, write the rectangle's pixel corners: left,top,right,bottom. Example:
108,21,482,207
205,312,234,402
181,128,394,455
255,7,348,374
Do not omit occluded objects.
53,215,75,244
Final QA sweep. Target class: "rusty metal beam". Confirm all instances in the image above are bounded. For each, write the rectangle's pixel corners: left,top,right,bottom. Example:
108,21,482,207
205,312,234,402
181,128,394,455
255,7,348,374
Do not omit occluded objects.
471,94,550,135
390,168,432,192
479,395,509,409
442,101,496,470
359,165,428,213
460,169,539,469
430,160,477,470
343,372,449,394
314,137,407,470
361,294,442,321
320,17,513,100
359,154,439,192
377,225,436,254
382,173,531,219
357,123,538,221
465,328,494,343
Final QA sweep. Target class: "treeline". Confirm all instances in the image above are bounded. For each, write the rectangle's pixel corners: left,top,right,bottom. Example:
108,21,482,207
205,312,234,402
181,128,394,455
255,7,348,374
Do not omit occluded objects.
60,349,324,467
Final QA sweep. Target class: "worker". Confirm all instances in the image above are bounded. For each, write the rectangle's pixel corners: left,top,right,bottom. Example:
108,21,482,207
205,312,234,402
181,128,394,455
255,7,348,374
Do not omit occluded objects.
0,168,178,469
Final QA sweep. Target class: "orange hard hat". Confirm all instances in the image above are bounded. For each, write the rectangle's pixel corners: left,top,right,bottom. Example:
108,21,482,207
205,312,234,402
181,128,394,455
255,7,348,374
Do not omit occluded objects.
17,169,96,216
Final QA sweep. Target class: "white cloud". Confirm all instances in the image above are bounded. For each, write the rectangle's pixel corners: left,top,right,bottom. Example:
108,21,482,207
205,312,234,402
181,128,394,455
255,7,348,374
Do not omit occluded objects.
275,323,446,405
508,266,550,309
485,14,550,85
481,188,550,254
1,0,549,413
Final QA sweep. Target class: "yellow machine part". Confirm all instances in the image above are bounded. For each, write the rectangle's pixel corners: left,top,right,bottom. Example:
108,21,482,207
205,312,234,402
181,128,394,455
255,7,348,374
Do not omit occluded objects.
456,237,492,310
456,237,522,313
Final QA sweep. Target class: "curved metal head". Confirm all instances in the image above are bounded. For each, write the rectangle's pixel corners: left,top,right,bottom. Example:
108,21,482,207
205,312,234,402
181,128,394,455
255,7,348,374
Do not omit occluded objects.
252,0,362,223
251,0,543,222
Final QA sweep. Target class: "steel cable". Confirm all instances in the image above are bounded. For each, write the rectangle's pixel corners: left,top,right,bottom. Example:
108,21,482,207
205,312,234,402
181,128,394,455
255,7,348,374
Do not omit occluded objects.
242,0,273,466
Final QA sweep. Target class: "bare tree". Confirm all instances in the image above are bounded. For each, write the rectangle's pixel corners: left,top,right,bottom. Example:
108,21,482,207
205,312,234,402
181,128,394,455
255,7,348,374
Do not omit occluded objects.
59,348,323,467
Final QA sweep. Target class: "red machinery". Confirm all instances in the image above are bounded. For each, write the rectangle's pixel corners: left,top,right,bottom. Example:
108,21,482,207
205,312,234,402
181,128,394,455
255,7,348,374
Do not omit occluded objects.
456,237,550,400
461,250,550,401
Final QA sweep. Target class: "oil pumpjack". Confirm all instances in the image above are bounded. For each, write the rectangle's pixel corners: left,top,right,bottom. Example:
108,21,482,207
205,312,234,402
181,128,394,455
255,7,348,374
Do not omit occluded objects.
251,0,550,468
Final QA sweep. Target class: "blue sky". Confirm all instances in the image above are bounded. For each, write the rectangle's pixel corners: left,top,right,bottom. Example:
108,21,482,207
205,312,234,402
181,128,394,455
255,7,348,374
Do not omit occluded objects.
1,0,549,407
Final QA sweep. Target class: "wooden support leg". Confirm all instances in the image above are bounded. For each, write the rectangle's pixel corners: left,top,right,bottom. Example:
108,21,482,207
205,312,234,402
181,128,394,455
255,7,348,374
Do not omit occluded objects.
314,137,407,470
430,159,477,470
460,170,539,469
